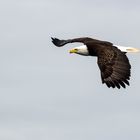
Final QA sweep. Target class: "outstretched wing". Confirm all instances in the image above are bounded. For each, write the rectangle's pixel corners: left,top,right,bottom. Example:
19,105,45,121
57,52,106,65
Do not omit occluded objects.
51,37,112,47
97,46,131,89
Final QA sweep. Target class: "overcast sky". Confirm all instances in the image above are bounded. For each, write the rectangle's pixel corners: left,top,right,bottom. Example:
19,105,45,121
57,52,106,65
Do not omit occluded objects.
0,0,140,140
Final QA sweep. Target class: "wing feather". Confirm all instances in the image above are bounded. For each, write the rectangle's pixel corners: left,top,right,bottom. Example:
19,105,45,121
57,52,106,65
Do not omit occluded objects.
97,46,131,89
51,37,112,47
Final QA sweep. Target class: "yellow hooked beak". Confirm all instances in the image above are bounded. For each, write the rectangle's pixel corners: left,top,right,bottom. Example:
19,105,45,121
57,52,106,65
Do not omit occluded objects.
69,49,78,54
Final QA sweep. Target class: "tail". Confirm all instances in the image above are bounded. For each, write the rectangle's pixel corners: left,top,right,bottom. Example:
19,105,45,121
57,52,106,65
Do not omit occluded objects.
115,45,140,53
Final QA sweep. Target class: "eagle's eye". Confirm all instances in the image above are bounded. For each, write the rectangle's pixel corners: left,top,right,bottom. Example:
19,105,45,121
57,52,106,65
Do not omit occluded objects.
74,49,78,51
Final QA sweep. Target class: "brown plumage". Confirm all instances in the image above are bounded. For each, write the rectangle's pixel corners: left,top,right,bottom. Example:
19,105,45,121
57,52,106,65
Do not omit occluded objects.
51,37,131,89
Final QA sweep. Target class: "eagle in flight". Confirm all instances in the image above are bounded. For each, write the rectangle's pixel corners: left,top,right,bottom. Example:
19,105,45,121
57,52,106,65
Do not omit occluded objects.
51,37,139,89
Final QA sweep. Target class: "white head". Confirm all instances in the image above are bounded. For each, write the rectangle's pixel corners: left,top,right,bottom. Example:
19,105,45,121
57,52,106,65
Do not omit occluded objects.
69,45,89,56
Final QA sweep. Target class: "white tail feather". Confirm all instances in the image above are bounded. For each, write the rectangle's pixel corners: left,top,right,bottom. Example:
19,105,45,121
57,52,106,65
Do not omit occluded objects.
115,45,140,53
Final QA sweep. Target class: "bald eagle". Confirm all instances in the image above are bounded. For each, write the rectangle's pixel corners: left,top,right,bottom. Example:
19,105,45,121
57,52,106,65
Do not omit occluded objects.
51,37,139,89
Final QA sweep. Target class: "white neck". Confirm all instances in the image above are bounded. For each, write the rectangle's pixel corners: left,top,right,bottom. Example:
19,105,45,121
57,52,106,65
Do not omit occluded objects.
74,45,89,56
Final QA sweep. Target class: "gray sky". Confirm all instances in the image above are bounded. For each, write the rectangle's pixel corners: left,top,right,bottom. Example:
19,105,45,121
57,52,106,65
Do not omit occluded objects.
0,0,140,140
